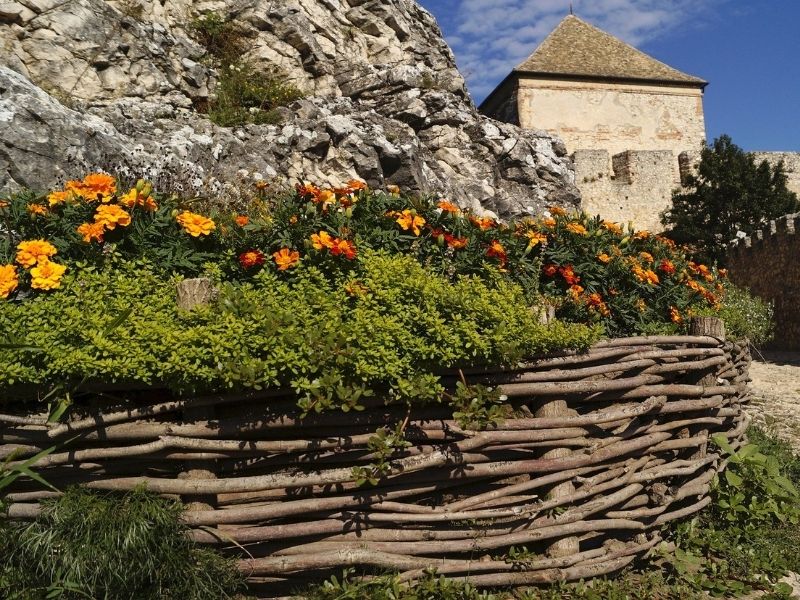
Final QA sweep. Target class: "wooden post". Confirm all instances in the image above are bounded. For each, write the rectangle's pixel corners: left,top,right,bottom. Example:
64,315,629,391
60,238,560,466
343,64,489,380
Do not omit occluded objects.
535,398,580,558
176,278,218,310
689,317,725,459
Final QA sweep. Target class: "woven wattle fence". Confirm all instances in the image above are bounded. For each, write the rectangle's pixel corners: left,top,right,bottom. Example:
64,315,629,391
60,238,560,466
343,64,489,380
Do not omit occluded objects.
0,324,750,596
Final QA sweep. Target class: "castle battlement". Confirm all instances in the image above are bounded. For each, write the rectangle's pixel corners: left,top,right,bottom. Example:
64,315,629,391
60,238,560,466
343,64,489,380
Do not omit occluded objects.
572,149,691,231
728,211,800,349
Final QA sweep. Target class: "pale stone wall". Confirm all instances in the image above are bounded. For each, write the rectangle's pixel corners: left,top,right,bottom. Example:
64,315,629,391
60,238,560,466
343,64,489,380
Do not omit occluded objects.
573,149,682,232
752,152,800,198
516,78,706,164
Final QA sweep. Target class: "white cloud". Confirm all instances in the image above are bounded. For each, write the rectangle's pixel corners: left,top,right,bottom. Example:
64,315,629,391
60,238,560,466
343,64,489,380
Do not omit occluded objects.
441,0,726,103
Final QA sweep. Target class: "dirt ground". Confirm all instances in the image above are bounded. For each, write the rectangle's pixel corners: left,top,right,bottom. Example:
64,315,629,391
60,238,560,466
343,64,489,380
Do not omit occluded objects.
746,350,800,451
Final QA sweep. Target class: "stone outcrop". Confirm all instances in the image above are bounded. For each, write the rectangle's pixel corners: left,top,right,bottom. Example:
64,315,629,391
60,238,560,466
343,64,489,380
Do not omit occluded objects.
0,0,579,217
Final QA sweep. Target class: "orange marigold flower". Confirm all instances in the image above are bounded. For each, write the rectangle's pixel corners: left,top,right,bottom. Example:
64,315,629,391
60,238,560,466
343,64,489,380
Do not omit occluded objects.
445,233,469,249
311,231,335,250
344,280,368,297
542,217,556,228
255,180,269,190
235,215,249,227
548,206,567,216
0,199,8,209
78,173,116,202
633,231,650,240
639,252,654,263
239,249,266,269
346,178,367,191
16,240,57,268
386,184,400,196
543,264,558,277
95,204,132,231
273,248,300,271
30,259,66,291
565,222,588,236
437,200,460,214
296,183,321,201
597,253,611,264
486,240,507,264
659,259,676,274
525,231,547,248
330,238,357,260
632,265,659,285
77,222,105,243
119,188,158,211
176,211,215,237
289,215,299,225
670,306,683,324
469,215,496,230
0,264,18,299
567,284,584,301
27,203,47,215
318,189,336,210
718,268,728,279
396,209,426,236
687,279,704,293
559,265,580,286
601,220,623,235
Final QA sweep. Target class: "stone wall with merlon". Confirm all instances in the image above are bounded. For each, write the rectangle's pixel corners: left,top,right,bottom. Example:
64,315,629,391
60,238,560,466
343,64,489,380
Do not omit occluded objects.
728,212,800,349
574,149,680,231
752,152,800,198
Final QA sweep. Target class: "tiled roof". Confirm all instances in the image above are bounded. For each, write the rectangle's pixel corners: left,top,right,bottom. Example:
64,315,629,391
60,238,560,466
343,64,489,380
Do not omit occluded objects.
515,15,706,85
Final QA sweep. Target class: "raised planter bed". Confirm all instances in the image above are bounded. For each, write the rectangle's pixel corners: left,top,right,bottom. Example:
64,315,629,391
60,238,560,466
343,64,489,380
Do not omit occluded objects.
0,329,750,596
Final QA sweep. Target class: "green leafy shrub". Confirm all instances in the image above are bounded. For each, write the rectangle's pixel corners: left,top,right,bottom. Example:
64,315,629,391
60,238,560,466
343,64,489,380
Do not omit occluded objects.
0,487,243,600
0,253,598,407
696,280,774,344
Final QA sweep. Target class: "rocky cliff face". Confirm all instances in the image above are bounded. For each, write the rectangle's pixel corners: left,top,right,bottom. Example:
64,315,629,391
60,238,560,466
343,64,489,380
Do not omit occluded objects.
0,0,579,217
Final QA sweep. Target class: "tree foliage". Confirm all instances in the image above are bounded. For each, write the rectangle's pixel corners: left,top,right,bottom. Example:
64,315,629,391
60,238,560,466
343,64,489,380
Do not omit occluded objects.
661,135,799,265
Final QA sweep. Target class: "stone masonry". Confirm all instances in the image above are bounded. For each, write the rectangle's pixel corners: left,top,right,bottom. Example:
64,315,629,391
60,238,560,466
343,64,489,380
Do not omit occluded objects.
728,213,800,350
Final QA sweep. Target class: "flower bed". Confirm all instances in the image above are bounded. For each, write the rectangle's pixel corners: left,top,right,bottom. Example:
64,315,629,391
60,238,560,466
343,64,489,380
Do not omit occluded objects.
1,331,750,596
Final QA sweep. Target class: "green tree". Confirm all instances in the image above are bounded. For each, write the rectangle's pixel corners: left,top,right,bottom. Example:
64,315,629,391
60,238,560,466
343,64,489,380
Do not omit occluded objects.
661,135,799,265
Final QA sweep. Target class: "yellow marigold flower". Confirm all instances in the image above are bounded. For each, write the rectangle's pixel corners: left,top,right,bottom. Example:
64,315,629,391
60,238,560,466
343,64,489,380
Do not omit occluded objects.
272,248,300,271
119,188,158,211
94,204,131,231
77,222,105,243
30,259,66,291
525,231,547,247
597,253,611,264
318,189,336,209
635,298,646,312
311,231,335,250
601,220,623,235
27,203,47,215
16,239,57,268
565,222,588,236
0,264,19,299
396,209,426,236
176,211,215,237
47,190,73,207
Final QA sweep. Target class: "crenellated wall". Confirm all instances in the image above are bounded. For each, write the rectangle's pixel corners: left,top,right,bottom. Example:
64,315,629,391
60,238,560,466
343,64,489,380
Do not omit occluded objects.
728,212,800,349
573,149,692,231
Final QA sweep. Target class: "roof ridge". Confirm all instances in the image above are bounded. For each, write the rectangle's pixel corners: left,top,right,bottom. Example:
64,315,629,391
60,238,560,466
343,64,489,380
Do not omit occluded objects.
515,14,706,86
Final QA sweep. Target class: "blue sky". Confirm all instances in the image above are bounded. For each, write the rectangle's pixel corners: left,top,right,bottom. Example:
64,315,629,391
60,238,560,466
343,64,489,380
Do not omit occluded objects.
418,0,800,152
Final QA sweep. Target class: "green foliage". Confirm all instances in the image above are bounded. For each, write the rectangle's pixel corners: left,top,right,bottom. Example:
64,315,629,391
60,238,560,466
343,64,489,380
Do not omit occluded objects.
516,571,703,600
303,569,497,600
0,487,244,599
189,11,303,126
449,380,510,430
662,135,799,266
660,427,800,597
0,254,598,409
352,421,412,486
696,280,774,345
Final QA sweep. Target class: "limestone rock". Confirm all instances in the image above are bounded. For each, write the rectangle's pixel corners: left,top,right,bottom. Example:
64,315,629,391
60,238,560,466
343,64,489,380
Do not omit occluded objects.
0,0,580,218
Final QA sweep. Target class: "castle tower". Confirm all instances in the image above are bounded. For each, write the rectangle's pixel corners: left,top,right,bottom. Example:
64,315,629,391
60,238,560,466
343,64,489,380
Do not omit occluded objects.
480,15,708,230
